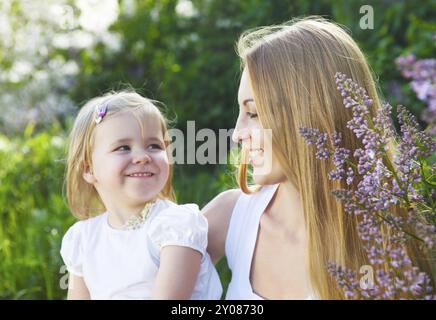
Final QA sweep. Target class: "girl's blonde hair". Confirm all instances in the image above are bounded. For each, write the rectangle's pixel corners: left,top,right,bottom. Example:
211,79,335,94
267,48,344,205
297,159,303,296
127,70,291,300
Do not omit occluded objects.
65,91,175,220
236,16,433,299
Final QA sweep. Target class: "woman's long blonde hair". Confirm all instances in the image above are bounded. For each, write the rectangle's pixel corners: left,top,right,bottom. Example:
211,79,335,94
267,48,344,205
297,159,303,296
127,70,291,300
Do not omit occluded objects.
65,91,175,220
237,16,433,299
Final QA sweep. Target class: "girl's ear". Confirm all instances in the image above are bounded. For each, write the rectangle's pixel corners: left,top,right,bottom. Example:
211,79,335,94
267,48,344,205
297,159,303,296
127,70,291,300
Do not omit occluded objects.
82,165,96,184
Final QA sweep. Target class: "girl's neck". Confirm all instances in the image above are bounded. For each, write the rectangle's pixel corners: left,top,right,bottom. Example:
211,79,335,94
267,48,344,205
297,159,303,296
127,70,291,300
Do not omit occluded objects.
106,204,145,229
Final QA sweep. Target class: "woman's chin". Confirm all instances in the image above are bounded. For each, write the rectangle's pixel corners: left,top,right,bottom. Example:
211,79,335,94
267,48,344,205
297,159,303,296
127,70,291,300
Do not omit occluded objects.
252,172,274,186
252,164,285,186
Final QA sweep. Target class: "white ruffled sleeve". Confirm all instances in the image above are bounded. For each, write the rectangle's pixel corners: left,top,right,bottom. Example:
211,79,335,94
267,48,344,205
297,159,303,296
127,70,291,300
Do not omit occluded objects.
147,203,207,256
60,221,85,277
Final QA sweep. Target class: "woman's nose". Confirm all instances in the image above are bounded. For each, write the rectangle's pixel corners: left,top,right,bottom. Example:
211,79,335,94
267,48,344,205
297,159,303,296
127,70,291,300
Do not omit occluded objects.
232,127,250,144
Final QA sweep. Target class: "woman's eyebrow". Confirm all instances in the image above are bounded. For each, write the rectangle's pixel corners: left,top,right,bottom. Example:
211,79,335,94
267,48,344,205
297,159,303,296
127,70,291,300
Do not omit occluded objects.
242,98,254,107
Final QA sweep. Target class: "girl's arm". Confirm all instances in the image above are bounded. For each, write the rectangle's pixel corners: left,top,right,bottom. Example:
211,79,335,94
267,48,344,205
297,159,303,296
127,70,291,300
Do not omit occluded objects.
67,274,91,300
152,246,202,299
202,189,240,264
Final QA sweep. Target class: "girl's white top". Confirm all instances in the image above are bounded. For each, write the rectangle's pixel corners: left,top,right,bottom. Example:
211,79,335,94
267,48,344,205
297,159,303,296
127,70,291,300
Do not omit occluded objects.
225,184,316,300
60,199,222,300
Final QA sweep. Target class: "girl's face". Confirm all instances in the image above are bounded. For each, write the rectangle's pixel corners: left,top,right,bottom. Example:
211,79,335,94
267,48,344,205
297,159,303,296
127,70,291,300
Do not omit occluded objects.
85,111,169,210
232,67,286,185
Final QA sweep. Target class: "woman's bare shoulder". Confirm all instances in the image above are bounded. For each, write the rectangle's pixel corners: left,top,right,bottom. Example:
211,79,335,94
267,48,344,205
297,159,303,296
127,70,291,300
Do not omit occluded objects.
202,189,241,263
202,189,241,216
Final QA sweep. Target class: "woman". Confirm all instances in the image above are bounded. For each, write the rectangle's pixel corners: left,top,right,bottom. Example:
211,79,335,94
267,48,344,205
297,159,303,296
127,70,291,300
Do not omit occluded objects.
202,17,431,299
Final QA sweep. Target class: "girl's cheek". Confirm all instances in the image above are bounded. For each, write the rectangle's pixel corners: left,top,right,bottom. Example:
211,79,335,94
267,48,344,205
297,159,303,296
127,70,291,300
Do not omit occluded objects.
152,150,170,166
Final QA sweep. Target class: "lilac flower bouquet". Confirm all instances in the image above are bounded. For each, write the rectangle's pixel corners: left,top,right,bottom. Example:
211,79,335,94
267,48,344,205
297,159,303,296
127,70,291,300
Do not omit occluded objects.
300,72,436,299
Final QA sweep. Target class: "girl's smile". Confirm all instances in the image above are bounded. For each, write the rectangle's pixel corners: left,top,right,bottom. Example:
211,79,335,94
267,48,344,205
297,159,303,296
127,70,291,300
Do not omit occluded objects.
126,171,155,178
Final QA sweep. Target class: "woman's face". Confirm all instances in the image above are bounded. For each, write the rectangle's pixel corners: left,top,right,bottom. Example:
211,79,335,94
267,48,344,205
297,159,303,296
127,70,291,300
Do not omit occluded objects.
232,67,286,185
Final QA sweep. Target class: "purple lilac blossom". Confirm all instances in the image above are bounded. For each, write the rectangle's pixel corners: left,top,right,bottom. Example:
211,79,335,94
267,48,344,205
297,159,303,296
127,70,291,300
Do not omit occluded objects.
396,54,436,135
300,72,435,299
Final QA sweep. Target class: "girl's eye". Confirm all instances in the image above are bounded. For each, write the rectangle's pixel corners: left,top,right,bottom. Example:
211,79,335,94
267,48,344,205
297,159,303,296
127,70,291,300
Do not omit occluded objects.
246,112,258,119
148,144,163,150
115,145,130,152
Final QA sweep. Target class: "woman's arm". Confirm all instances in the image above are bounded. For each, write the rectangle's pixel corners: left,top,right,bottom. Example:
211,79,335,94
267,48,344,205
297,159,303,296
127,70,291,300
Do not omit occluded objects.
202,189,241,264
67,274,91,300
152,246,202,299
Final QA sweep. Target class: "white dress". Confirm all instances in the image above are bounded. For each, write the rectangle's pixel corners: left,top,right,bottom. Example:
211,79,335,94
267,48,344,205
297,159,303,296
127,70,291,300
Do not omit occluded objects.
225,184,316,300
60,199,222,300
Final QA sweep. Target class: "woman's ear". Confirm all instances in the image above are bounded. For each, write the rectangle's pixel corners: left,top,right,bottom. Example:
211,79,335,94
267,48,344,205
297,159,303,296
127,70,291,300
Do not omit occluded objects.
82,165,96,184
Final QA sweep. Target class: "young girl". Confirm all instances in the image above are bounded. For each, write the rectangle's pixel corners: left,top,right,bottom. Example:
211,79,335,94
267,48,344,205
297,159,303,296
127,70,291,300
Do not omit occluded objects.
61,91,222,299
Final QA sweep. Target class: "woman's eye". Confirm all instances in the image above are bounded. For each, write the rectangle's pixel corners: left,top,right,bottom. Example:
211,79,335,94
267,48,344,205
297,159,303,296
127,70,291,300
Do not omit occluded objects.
115,145,130,152
246,112,258,119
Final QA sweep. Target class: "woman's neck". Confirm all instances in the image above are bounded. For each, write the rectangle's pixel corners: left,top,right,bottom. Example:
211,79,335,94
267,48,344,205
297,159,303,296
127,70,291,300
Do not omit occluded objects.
265,182,306,239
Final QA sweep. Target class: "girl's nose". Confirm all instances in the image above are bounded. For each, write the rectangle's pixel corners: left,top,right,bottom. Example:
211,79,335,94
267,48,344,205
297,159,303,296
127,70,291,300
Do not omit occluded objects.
133,150,151,164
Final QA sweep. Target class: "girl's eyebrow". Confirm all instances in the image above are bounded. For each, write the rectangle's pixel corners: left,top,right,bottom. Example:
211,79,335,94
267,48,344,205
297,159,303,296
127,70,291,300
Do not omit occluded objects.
146,136,164,143
108,138,132,149
111,138,132,145
109,136,163,147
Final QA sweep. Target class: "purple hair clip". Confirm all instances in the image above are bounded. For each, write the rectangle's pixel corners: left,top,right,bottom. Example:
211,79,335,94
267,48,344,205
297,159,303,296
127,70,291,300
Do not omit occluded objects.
95,103,108,124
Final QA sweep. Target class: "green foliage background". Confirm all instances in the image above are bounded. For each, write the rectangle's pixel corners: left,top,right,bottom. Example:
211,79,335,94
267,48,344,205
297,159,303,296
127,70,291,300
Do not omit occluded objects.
0,0,435,299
